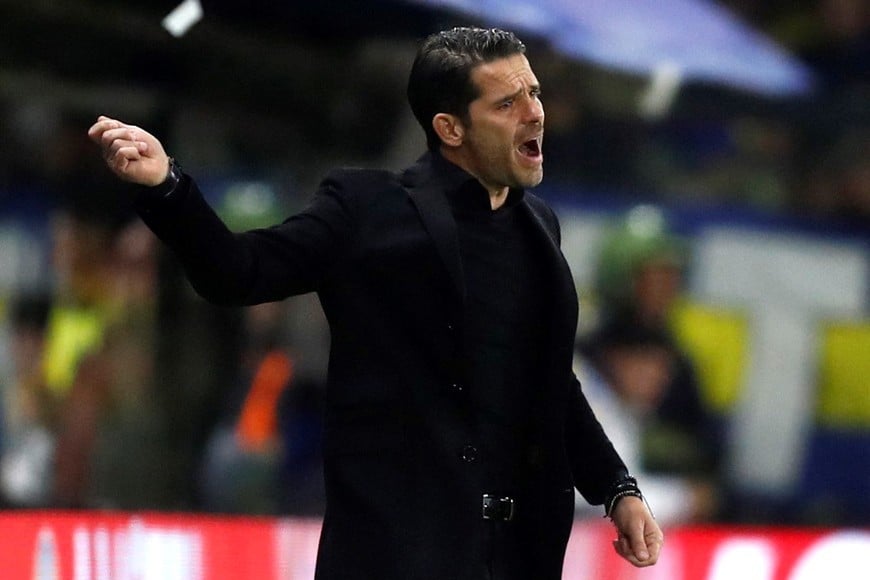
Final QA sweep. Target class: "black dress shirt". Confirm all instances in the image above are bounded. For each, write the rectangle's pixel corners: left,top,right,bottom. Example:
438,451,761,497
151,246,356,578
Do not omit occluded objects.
434,154,551,494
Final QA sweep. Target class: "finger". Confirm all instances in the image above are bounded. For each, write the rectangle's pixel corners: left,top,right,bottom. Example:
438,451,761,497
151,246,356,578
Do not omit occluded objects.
110,146,142,173
612,537,628,558
614,543,654,568
614,531,663,568
87,122,103,142
613,539,642,567
97,115,121,126
644,531,664,563
108,138,144,159
88,118,123,143
102,127,155,159
128,130,150,153
88,120,111,143
100,127,137,150
624,526,651,563
627,554,656,568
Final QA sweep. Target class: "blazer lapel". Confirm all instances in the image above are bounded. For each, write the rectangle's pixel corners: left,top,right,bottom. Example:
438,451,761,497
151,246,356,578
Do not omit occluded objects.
401,152,577,321
520,200,579,351
402,159,466,302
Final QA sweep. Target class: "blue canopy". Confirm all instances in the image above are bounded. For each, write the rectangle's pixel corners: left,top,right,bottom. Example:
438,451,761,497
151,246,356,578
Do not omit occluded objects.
405,0,814,96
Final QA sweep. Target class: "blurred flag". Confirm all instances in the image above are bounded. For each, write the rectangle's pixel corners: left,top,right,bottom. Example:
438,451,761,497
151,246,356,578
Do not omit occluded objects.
405,0,814,96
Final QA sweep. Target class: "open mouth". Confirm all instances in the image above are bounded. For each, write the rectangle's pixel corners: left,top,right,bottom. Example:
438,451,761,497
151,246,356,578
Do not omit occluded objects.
518,137,542,160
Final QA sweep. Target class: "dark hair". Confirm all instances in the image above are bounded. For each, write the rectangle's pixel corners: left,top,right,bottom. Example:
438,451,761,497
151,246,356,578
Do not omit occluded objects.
407,27,526,151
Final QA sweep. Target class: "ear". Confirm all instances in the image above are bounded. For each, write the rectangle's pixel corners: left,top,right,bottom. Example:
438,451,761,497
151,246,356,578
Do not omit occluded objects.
432,113,465,148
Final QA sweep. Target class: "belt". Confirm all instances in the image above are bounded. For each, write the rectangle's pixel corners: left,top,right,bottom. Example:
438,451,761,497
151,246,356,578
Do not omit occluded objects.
482,494,515,521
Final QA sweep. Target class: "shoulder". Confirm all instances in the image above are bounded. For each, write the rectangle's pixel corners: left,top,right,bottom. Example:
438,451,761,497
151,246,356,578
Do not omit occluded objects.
319,167,402,195
311,167,405,210
311,167,412,222
524,191,554,214
524,191,561,235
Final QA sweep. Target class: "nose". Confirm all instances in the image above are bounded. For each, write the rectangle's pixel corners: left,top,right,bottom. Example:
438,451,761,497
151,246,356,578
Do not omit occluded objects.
526,96,544,125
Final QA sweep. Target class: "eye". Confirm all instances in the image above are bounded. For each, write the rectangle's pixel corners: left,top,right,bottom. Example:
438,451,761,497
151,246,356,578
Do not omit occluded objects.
498,99,514,110
530,88,542,100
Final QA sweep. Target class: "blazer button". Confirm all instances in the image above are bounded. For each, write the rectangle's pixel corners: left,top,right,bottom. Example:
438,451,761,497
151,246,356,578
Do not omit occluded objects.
460,445,478,463
450,382,464,393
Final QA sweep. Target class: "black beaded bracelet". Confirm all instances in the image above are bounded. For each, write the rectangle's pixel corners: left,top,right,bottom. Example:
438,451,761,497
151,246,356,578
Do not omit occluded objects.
603,475,653,519
605,489,644,519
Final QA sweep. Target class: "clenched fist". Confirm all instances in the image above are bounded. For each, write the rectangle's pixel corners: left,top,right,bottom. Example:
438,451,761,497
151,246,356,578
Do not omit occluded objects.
88,116,170,187
610,495,664,567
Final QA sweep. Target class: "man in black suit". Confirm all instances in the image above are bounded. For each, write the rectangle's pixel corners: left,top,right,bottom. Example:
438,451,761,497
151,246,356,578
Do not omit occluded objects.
90,27,662,580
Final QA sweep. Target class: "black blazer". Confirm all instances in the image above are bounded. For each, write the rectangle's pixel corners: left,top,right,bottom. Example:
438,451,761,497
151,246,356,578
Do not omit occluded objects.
137,153,627,580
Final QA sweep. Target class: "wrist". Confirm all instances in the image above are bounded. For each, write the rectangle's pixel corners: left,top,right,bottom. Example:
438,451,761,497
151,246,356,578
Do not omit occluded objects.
604,475,651,520
150,157,182,196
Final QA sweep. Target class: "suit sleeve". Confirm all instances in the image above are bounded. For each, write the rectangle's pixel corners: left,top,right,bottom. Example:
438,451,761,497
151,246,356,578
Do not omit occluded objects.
538,202,629,504
566,373,629,505
135,170,355,305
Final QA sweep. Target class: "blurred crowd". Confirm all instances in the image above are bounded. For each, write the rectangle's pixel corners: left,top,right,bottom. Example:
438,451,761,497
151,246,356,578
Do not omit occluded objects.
0,0,867,524
0,185,328,514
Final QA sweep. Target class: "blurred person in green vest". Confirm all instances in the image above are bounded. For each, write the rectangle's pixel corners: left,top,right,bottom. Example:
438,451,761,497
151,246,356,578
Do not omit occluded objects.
23,190,171,509
574,206,722,524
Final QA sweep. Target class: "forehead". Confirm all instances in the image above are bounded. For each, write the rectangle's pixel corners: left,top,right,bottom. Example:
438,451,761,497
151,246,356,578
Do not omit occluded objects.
469,54,538,98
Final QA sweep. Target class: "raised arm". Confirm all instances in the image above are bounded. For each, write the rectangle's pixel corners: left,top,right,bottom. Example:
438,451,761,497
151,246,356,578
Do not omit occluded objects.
87,116,355,305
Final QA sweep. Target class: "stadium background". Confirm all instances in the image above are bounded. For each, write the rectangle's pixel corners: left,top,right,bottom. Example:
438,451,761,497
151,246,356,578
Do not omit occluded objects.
0,0,867,578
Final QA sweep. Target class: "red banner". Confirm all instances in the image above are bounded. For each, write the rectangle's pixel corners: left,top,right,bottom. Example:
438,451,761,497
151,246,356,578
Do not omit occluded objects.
0,511,321,580
0,512,866,579
564,521,870,580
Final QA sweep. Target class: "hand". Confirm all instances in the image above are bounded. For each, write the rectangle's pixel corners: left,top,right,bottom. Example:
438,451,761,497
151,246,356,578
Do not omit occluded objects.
87,116,170,187
610,495,663,567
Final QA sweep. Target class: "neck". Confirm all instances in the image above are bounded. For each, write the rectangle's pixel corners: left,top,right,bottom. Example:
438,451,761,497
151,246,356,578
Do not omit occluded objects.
439,146,509,211
488,188,510,210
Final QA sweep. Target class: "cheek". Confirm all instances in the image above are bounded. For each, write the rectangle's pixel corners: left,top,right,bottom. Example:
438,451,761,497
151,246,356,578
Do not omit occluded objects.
471,118,512,148
469,129,507,164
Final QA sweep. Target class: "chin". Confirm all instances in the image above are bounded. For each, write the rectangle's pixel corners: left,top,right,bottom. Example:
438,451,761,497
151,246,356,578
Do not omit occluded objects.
521,170,544,189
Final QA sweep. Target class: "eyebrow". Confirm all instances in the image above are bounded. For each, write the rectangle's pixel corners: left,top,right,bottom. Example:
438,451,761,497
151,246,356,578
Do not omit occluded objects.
494,84,541,104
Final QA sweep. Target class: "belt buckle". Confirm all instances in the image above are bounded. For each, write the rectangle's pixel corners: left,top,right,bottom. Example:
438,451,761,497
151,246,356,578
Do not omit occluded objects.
482,494,515,521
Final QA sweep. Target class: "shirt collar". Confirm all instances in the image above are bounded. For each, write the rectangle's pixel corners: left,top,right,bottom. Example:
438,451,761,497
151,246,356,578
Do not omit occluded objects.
429,150,526,213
